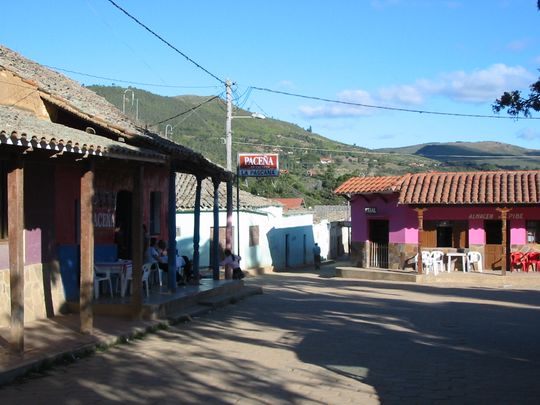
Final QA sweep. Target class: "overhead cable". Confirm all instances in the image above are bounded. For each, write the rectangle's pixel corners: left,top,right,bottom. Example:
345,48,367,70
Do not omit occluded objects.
251,86,540,120
107,0,225,85
44,65,220,89
149,95,221,126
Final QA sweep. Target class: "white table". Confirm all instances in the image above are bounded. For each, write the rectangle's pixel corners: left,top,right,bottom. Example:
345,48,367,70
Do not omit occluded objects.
95,260,132,297
446,252,466,272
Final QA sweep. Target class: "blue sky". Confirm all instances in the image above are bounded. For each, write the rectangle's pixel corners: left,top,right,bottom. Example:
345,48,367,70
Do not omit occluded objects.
2,0,540,149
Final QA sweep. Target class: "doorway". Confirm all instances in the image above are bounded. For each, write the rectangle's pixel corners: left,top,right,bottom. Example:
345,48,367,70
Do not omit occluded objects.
484,220,507,270
114,190,132,260
210,226,233,268
369,219,389,268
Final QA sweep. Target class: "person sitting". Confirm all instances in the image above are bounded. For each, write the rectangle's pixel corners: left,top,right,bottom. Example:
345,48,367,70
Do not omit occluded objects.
156,239,169,273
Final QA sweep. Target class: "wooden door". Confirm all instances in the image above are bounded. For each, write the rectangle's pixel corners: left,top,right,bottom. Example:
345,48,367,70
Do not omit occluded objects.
484,220,503,270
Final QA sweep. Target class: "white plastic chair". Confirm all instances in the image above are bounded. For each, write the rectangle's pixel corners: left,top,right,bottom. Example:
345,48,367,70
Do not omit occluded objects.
467,251,483,273
420,251,435,275
94,267,113,300
430,251,445,275
124,263,151,297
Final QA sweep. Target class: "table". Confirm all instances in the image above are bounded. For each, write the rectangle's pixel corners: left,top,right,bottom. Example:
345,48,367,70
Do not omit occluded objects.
446,252,466,272
95,260,132,297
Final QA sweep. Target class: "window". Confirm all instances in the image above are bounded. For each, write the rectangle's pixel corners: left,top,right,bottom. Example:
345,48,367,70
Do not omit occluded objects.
176,226,181,238
249,225,259,247
149,191,161,235
423,220,468,248
526,221,540,243
0,162,7,240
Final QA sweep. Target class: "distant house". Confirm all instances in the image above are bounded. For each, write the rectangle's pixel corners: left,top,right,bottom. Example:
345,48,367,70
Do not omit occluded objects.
320,157,333,164
175,174,317,271
0,45,231,350
271,197,305,211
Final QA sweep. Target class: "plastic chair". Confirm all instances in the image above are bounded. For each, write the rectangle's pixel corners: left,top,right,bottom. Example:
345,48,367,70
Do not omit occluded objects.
466,251,483,272
510,252,525,272
421,251,435,275
124,263,151,297
523,252,540,272
430,251,445,274
94,268,113,300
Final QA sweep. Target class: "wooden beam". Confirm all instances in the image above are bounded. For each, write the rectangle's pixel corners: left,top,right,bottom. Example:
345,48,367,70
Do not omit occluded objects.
131,165,143,319
192,175,203,280
496,207,511,276
212,178,220,280
167,169,177,292
8,159,24,352
79,162,95,334
415,208,427,274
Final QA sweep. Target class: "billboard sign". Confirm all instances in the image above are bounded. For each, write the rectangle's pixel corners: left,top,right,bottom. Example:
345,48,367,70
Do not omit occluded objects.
238,153,279,177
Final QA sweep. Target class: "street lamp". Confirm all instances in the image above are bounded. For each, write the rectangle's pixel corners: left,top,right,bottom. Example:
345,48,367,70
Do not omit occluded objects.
122,89,134,114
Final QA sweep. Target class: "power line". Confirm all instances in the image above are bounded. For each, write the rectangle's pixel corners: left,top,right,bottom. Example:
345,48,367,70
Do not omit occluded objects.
44,65,220,90
251,86,540,120
107,0,225,85
149,95,222,126
233,140,540,160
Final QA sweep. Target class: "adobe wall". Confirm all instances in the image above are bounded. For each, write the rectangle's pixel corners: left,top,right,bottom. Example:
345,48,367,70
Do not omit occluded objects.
0,262,66,328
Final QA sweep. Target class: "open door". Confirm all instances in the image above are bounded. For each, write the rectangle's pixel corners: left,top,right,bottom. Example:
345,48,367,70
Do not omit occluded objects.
369,219,389,268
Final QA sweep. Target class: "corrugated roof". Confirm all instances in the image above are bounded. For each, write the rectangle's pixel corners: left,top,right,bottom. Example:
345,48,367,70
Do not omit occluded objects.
0,106,165,162
335,170,540,205
399,171,540,205
334,175,402,194
175,173,281,210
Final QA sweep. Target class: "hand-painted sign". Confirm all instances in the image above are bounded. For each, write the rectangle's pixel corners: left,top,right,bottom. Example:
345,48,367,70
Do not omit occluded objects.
238,153,279,177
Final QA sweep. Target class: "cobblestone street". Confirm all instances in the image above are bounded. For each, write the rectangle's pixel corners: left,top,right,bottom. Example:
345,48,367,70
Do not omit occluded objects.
2,271,540,404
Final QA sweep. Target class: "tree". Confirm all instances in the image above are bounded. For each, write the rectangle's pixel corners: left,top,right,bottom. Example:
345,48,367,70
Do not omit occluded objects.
492,2,540,117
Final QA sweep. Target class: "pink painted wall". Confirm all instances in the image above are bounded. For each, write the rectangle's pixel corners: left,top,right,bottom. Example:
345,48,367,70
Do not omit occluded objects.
350,195,538,245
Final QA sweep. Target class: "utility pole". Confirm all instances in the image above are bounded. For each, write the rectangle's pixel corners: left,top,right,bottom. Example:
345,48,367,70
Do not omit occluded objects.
225,79,233,171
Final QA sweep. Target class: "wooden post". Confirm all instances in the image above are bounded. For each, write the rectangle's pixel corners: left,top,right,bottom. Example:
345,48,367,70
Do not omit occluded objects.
192,175,203,280
212,178,220,280
167,169,177,292
415,208,427,274
80,162,95,334
226,180,233,251
497,207,511,276
131,165,143,319
8,159,24,352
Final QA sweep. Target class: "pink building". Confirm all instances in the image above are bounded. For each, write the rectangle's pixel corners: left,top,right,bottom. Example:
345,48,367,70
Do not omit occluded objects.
335,171,540,272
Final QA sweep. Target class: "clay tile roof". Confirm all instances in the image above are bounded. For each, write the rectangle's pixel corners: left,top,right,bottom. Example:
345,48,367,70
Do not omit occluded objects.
0,106,165,161
271,198,305,210
334,175,402,194
175,173,280,210
398,170,540,205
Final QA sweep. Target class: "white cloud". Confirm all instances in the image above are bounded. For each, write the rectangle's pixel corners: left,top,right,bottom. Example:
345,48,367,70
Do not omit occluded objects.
429,64,534,102
377,85,424,105
517,128,540,141
297,64,535,119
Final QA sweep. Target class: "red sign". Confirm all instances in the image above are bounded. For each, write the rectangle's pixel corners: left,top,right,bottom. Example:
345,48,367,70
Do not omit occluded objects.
238,153,279,177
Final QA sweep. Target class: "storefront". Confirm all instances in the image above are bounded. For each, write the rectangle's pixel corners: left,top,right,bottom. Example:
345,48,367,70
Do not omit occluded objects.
335,170,540,272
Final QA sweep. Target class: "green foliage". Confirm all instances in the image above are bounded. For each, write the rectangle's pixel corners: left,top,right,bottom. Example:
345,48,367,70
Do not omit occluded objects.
88,85,539,205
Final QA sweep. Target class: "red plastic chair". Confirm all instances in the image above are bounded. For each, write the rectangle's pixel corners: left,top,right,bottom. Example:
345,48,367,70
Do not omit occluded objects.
510,252,525,272
523,252,540,272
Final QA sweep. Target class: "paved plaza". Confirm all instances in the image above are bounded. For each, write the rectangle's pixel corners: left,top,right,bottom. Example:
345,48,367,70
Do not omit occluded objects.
2,268,540,404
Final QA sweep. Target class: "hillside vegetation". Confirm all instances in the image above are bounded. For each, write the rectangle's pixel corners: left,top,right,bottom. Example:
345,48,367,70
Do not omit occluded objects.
88,85,540,205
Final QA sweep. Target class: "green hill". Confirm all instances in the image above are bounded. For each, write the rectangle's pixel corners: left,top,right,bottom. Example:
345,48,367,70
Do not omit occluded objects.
376,141,540,171
87,85,539,205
